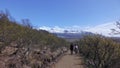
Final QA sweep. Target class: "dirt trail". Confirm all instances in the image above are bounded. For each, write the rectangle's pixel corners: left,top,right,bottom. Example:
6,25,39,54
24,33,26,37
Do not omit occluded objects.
52,51,85,68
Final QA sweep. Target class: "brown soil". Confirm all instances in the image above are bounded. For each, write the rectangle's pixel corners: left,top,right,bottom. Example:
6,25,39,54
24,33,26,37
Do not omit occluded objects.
52,51,85,68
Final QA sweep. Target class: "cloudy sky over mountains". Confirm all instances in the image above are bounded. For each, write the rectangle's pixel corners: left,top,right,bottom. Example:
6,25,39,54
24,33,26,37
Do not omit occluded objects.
0,0,120,37
39,21,120,37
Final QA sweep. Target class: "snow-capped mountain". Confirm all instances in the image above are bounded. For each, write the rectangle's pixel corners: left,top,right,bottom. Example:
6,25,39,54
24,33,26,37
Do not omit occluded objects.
39,21,120,37
85,22,120,37
39,26,82,33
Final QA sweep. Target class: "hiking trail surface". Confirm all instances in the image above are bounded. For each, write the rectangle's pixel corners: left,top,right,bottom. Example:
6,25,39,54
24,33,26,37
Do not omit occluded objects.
52,51,85,68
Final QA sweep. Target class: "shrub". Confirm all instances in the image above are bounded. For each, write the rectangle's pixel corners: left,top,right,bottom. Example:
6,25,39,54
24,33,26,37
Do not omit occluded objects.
78,34,120,68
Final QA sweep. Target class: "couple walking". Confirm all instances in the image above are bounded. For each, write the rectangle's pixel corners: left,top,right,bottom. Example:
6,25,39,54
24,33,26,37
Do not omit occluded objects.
70,43,79,55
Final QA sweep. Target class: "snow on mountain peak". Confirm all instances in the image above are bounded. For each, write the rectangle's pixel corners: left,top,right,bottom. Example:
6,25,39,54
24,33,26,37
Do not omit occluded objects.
85,22,120,37
85,22,115,36
39,21,120,37
39,26,82,33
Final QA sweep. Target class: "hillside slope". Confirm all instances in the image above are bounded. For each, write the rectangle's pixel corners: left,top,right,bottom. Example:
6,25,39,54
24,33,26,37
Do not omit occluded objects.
0,12,68,68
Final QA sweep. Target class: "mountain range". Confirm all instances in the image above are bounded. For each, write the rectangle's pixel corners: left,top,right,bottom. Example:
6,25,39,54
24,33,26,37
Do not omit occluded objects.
39,21,120,38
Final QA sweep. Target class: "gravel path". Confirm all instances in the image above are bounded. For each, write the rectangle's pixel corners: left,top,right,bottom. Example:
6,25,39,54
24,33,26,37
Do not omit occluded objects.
52,51,85,68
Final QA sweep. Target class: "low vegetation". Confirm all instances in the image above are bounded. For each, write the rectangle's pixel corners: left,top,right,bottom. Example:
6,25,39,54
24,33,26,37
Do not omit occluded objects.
77,34,120,68
0,11,68,68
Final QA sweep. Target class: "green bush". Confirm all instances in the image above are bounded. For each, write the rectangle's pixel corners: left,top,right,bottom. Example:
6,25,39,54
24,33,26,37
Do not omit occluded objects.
78,34,120,68
0,11,67,52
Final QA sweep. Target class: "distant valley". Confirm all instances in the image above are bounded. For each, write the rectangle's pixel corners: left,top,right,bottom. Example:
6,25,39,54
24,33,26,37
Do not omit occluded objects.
53,32,93,42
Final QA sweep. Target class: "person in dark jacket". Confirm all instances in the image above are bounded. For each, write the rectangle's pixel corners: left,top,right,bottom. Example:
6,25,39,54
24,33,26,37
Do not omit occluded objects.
70,43,74,55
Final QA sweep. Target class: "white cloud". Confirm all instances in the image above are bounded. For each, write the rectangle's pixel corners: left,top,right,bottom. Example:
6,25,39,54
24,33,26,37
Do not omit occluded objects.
85,22,115,36
39,21,120,37
52,26,65,33
39,26,82,33
39,26,65,33
84,22,120,37
39,26,51,30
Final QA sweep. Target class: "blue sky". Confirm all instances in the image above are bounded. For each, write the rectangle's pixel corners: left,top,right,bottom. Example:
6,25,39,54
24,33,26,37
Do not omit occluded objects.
0,0,120,28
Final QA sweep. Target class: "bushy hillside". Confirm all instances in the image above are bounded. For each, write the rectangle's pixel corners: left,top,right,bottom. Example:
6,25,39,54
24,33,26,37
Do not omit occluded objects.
0,11,68,68
77,34,120,68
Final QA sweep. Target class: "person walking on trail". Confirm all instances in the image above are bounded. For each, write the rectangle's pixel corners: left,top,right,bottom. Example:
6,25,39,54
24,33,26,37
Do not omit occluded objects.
74,44,79,54
70,43,74,55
